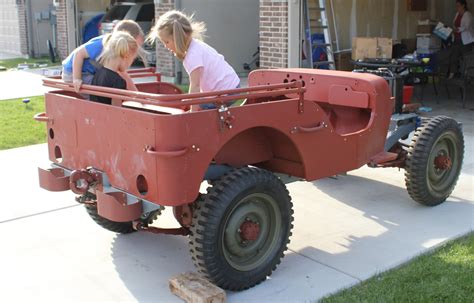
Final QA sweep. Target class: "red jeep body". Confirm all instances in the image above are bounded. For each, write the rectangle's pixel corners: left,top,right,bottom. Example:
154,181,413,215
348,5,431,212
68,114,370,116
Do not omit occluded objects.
39,68,392,218
37,67,464,291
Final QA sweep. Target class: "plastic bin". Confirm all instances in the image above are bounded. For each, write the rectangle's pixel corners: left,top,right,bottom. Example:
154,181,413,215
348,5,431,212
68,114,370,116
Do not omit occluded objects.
403,86,414,104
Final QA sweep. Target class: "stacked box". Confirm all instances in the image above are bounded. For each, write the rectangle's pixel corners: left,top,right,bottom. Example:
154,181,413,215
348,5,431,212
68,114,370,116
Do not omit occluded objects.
417,19,437,34
416,34,441,54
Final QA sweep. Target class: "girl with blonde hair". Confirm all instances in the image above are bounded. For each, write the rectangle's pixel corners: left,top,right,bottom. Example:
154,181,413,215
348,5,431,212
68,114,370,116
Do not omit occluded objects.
148,10,240,111
89,31,139,105
62,20,145,92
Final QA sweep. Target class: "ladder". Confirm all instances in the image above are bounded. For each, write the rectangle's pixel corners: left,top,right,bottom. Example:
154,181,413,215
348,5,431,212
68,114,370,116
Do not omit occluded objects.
302,0,335,70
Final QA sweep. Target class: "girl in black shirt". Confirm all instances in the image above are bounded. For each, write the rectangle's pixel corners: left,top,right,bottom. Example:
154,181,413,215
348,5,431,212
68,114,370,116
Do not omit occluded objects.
90,31,139,105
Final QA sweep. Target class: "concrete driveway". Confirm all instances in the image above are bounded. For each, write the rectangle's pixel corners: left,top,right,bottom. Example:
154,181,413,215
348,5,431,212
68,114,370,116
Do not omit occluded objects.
0,97,472,302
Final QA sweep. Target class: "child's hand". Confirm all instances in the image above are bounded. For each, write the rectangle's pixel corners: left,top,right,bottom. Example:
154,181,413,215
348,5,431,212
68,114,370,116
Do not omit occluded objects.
73,79,83,92
190,105,201,112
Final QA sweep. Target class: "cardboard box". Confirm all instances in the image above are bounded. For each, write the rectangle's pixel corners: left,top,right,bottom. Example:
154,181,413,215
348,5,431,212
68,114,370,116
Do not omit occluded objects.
417,19,437,34
417,24,435,34
352,37,393,60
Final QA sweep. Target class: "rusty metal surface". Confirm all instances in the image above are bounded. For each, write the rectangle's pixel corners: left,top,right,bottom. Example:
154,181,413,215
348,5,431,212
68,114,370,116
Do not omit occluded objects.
40,68,392,207
38,167,70,191
96,191,142,222
173,204,193,227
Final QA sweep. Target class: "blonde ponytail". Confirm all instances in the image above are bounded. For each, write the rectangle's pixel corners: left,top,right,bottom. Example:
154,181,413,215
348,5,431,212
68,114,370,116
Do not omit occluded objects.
99,31,138,65
190,18,206,41
146,10,207,60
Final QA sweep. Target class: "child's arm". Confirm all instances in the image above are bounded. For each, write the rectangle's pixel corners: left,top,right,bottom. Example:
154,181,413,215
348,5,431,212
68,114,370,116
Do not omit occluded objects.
72,46,90,92
118,71,138,91
189,67,203,111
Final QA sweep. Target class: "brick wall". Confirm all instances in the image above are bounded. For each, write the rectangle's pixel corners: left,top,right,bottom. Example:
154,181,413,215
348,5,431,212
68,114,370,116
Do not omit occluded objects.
259,0,288,69
154,0,176,77
56,0,69,60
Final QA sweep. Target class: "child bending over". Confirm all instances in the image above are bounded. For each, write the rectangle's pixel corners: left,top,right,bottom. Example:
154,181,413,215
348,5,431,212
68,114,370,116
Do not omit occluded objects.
62,20,144,92
89,31,139,105
147,10,240,111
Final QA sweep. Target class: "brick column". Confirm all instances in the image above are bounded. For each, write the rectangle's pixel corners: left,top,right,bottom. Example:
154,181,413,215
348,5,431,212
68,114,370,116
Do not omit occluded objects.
16,0,29,56
259,0,289,69
56,0,69,60
154,0,176,77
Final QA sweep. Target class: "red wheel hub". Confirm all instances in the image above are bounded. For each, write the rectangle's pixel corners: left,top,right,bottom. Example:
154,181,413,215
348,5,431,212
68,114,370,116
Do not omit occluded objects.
240,220,260,241
434,155,452,170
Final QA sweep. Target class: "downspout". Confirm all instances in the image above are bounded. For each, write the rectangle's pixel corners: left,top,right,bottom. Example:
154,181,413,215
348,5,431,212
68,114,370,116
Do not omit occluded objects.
25,0,34,57
174,0,183,84
329,0,340,52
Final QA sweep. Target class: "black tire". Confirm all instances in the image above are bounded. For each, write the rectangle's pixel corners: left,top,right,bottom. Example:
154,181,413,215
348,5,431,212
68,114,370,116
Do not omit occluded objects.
405,116,464,206
81,193,162,234
189,167,294,291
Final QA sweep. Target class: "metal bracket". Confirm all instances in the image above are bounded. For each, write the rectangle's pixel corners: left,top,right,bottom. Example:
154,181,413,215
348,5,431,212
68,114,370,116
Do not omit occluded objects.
298,92,304,113
218,105,235,131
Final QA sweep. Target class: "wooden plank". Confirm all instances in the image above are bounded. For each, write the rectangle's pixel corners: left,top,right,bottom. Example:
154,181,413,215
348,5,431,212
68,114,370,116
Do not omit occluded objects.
169,272,226,303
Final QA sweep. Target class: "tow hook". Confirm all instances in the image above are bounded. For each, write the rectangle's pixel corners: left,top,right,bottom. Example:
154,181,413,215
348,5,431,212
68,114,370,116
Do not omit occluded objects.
69,169,101,194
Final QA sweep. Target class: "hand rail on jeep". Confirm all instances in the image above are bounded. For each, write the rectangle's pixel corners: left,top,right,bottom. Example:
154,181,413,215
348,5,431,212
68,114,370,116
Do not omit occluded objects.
125,67,161,81
126,67,156,74
43,78,306,109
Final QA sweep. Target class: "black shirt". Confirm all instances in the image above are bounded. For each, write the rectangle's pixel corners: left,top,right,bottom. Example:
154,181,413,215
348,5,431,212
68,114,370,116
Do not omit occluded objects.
89,66,126,105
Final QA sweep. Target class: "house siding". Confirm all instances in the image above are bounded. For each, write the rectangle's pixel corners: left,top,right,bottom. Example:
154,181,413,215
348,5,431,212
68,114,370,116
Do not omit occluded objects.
0,0,28,56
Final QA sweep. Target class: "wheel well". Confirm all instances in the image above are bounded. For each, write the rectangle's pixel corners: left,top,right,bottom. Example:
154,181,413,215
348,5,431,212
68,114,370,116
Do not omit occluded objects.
213,127,305,177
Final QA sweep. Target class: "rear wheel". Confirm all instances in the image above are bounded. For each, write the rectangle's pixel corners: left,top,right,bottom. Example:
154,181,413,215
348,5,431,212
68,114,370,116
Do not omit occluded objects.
405,116,464,206
81,193,162,234
189,167,294,290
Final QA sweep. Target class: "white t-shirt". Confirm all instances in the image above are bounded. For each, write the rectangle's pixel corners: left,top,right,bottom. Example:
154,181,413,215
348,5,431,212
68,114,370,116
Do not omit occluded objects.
183,39,240,92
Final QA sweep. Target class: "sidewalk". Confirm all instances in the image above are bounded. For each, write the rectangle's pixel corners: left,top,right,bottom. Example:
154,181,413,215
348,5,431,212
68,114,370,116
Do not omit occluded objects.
0,99,472,302
0,69,56,100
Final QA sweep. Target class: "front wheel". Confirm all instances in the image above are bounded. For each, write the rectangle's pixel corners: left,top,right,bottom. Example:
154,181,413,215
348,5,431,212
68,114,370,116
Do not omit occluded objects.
189,167,294,290
405,116,464,206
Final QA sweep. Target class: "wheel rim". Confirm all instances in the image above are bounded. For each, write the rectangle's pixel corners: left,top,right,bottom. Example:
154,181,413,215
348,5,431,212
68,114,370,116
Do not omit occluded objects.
222,193,282,271
426,131,460,194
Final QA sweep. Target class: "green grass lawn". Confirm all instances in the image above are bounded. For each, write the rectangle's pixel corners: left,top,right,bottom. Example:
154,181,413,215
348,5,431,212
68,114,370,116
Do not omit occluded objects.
0,96,47,150
322,233,474,303
0,56,56,71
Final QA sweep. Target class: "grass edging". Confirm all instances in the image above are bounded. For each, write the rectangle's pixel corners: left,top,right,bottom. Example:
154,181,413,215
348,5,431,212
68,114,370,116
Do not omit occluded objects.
321,231,474,302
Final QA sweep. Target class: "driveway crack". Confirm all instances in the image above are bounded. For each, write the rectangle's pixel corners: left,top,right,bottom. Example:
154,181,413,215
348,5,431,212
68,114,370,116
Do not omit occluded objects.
0,204,80,224
288,248,362,282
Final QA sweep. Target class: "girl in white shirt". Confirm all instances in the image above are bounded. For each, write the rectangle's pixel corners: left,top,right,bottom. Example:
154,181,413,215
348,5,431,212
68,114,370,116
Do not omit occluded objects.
147,10,240,111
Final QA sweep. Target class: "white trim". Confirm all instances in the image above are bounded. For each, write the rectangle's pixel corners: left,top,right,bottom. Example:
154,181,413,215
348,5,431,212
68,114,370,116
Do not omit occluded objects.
288,0,300,68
